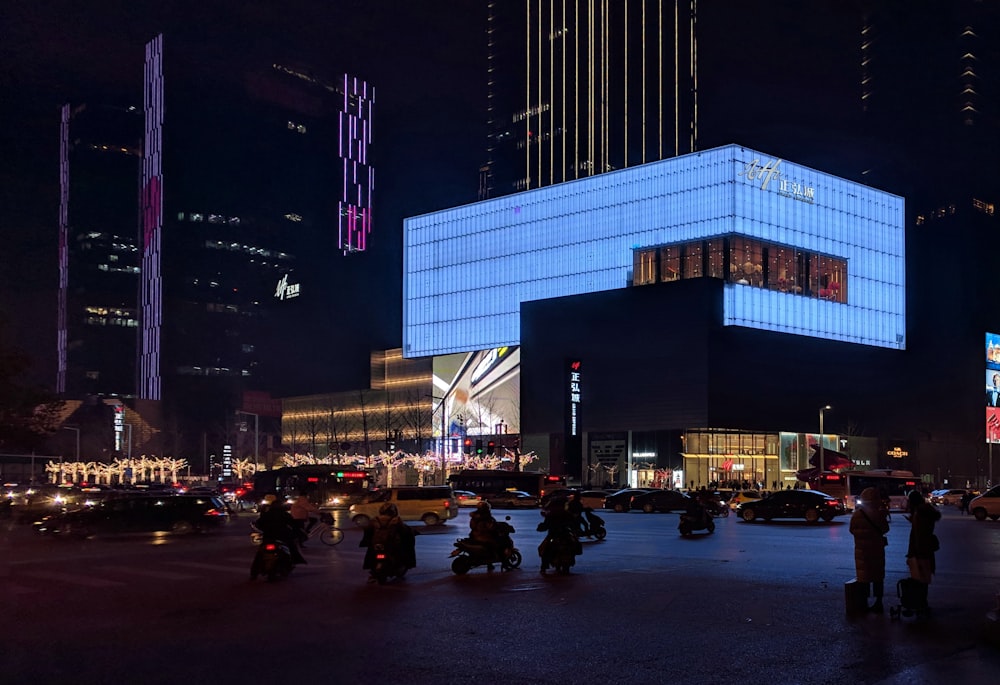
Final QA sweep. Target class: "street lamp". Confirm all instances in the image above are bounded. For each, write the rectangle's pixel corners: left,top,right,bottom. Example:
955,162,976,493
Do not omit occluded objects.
428,394,448,484
61,425,80,461
819,405,832,475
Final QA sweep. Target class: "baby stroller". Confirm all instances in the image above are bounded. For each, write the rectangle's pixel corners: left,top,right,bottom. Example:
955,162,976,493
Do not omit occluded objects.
889,577,930,620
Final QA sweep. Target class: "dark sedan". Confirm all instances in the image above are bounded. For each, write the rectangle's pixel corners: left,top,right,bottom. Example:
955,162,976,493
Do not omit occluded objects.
629,489,692,513
489,490,539,509
736,489,846,523
35,493,231,537
602,488,654,513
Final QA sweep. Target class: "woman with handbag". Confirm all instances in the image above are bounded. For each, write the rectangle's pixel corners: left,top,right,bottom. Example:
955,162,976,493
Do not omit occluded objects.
850,487,890,613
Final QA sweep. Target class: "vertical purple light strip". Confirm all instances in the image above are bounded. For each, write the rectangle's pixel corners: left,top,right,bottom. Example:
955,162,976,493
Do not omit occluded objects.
139,34,164,400
56,103,70,394
336,74,374,253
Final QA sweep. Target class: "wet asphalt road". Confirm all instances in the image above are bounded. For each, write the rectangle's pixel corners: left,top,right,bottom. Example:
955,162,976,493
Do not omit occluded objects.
2,504,999,684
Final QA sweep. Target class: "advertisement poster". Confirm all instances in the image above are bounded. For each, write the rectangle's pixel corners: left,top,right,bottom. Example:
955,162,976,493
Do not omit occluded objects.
986,333,1000,443
432,347,520,441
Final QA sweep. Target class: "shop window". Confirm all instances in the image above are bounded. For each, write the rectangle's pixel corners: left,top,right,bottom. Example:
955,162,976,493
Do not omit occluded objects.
633,249,657,285
659,245,681,282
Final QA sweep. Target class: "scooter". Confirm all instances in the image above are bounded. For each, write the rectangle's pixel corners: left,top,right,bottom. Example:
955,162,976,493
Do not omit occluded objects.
539,527,581,575
371,543,409,584
250,535,295,582
450,517,522,574
678,510,716,536
577,509,607,541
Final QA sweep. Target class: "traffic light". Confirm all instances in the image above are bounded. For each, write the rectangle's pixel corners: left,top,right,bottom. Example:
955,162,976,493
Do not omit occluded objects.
475,439,484,455
463,438,472,454
486,440,496,456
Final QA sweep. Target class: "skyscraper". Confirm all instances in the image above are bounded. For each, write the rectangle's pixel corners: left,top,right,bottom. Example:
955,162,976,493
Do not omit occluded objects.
485,0,697,198
60,32,374,456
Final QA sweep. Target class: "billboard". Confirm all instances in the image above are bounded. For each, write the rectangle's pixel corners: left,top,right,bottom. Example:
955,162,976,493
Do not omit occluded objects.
986,332,1000,443
432,347,520,442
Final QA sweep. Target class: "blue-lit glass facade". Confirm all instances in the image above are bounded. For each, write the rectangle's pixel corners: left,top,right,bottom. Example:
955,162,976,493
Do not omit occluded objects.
403,145,905,357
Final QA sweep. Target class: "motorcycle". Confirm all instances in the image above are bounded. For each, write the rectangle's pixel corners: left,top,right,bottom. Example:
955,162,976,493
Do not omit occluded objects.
678,510,716,536
450,517,522,574
249,525,295,581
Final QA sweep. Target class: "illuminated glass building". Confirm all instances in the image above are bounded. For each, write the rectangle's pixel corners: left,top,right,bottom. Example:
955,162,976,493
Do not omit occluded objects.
59,33,374,457
404,144,912,484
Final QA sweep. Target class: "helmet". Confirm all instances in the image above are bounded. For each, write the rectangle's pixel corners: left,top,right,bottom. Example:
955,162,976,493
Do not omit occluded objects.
379,502,399,517
476,501,492,513
859,487,879,504
262,494,278,505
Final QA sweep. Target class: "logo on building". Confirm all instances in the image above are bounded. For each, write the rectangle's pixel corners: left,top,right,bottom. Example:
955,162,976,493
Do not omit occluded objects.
739,158,815,204
274,274,301,300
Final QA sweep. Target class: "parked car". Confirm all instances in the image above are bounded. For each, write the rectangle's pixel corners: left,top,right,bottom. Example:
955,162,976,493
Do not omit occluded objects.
34,493,232,536
968,485,1000,521
629,489,692,513
490,490,539,508
349,486,458,527
538,488,581,508
454,490,482,507
603,488,654,513
736,489,846,523
579,489,612,509
930,489,967,506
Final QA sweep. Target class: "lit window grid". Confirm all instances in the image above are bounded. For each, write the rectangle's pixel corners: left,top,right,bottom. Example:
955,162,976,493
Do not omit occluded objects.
403,145,905,357
57,103,70,394
337,75,374,253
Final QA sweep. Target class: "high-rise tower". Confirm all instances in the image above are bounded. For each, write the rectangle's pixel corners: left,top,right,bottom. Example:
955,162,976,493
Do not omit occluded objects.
485,0,698,199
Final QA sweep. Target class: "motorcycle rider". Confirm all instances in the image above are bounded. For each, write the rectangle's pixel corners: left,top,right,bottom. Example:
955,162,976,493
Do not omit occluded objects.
360,502,416,582
468,501,505,566
682,491,711,529
253,493,307,565
536,496,580,573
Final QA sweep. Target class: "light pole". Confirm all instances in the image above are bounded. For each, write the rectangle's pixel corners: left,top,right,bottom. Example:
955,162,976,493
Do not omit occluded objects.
61,425,80,461
236,410,259,466
819,405,832,475
428,394,448,484
125,423,132,460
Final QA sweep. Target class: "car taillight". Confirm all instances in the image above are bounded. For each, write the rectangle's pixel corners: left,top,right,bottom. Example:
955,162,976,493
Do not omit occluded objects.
204,508,227,516
444,500,451,509
264,543,277,551
376,553,386,560
826,500,840,506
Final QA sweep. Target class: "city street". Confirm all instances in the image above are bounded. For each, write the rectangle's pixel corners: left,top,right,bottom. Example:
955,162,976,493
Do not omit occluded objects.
1,505,998,684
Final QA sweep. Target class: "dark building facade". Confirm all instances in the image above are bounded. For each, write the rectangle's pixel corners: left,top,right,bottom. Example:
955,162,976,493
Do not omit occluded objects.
58,32,374,459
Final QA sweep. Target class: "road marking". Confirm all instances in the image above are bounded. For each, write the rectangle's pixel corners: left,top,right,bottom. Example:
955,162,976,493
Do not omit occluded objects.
95,566,195,581
29,571,122,588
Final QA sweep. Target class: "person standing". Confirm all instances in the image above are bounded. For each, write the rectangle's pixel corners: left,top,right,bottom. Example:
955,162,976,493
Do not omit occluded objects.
849,487,890,613
904,489,941,615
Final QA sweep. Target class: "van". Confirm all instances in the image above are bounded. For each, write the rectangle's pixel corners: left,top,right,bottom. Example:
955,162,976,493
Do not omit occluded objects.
349,486,458,527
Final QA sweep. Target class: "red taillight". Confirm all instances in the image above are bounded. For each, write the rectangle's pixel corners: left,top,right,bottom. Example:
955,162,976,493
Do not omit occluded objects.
204,508,227,516
444,500,451,509
827,500,840,506
375,553,386,560
264,543,277,551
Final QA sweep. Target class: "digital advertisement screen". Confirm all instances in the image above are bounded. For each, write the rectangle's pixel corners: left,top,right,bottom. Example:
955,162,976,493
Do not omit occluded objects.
985,333,1000,443
432,347,520,441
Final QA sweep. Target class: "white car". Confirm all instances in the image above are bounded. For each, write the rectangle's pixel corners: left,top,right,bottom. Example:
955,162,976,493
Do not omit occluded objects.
968,485,1000,521
454,490,482,507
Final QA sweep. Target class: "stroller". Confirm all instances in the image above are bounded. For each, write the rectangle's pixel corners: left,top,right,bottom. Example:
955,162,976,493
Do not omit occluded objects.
889,577,930,619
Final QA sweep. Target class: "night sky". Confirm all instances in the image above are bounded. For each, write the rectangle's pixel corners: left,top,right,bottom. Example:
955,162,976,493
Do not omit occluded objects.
1,1,878,396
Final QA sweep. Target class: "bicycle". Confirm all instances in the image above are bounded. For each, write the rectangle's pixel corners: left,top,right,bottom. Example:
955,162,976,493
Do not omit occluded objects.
303,512,344,546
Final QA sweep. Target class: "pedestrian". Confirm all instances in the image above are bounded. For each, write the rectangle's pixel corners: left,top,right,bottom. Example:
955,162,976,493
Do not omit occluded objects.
904,490,941,614
849,487,890,613
959,490,972,515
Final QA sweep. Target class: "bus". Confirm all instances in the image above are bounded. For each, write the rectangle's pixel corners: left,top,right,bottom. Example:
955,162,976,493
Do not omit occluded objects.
812,469,921,512
252,465,373,509
447,470,566,501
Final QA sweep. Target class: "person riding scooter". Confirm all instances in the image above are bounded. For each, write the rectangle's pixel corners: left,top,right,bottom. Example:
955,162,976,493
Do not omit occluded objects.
253,493,306,565
360,502,416,582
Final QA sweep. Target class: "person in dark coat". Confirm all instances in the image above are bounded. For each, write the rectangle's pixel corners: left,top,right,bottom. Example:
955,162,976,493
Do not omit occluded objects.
904,489,941,612
359,503,417,578
849,487,890,613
